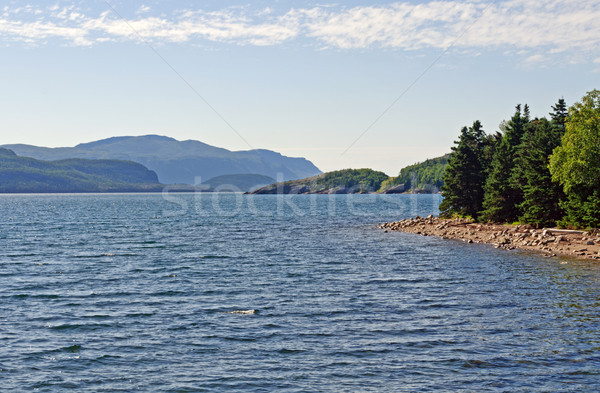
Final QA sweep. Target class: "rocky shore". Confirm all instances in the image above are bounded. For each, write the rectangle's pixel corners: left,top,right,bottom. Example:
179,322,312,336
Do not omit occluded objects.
380,216,600,261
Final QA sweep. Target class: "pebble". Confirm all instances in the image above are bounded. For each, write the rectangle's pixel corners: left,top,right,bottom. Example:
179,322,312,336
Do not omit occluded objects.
380,217,600,261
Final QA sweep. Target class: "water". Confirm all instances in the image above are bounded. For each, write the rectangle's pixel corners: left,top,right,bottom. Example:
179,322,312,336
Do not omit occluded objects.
1,193,600,392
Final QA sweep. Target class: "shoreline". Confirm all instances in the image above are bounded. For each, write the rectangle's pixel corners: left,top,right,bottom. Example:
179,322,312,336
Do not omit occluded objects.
380,216,600,261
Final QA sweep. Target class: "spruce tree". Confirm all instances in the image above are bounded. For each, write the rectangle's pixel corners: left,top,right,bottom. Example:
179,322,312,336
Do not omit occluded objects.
481,105,529,222
517,117,565,227
440,121,488,220
550,98,568,133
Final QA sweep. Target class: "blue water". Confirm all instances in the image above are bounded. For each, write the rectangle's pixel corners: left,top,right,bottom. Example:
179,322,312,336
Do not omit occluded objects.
1,193,600,392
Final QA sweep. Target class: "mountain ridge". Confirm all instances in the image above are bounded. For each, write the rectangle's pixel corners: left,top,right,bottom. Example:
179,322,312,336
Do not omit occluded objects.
0,147,164,193
2,135,321,184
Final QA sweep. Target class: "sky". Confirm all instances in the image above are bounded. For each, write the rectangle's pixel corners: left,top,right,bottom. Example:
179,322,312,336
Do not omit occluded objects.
1,0,599,175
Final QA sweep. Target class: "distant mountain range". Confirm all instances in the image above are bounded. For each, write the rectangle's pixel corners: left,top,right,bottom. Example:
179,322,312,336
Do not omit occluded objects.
0,148,163,193
2,135,321,185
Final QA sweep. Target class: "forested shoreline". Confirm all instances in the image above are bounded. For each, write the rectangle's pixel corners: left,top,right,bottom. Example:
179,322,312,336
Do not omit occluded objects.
440,90,600,229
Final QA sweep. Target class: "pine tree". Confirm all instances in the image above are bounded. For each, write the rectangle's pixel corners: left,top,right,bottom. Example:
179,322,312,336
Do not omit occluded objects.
481,105,529,222
440,121,489,220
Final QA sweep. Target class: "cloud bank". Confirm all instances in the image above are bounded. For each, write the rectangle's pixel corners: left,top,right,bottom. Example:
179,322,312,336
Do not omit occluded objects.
1,1,598,61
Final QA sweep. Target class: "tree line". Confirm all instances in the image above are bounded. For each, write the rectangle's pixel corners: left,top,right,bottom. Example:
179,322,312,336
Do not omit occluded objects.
440,89,600,229
380,155,449,193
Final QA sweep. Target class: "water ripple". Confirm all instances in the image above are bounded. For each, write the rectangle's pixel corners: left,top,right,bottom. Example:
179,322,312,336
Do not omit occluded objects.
1,194,600,391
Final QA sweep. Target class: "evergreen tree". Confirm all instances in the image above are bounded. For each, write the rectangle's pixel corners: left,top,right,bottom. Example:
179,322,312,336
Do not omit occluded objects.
517,117,565,227
481,105,529,222
550,98,568,133
440,121,488,220
549,90,600,228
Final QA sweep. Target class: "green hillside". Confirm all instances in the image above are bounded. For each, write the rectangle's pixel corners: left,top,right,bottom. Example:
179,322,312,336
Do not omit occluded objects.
380,154,449,193
249,168,389,194
0,148,163,193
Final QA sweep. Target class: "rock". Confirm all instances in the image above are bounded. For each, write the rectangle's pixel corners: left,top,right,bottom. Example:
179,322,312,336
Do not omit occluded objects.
383,184,406,194
586,240,595,245
328,186,347,194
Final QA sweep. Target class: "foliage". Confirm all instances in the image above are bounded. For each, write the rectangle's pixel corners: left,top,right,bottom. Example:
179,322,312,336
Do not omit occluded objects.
549,90,600,228
439,121,493,220
438,92,600,229
251,168,389,194
313,169,388,191
516,117,565,227
380,155,449,193
558,192,600,229
481,105,529,222
549,98,568,132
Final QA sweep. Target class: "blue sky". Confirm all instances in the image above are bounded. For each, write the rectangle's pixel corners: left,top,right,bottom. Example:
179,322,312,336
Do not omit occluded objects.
1,0,599,175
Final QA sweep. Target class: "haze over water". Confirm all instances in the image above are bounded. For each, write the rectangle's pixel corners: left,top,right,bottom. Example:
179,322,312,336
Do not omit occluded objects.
2,193,600,391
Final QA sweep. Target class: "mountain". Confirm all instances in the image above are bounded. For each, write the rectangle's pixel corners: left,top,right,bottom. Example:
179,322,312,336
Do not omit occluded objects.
0,148,163,193
379,154,449,194
203,174,275,192
2,135,321,184
249,168,389,194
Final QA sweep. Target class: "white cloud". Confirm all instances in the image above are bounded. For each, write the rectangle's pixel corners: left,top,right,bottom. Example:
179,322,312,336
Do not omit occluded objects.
136,5,151,15
305,0,600,56
525,54,546,64
0,0,598,63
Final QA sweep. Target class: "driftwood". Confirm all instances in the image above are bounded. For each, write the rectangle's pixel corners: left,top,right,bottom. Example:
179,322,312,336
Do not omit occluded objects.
546,229,588,235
